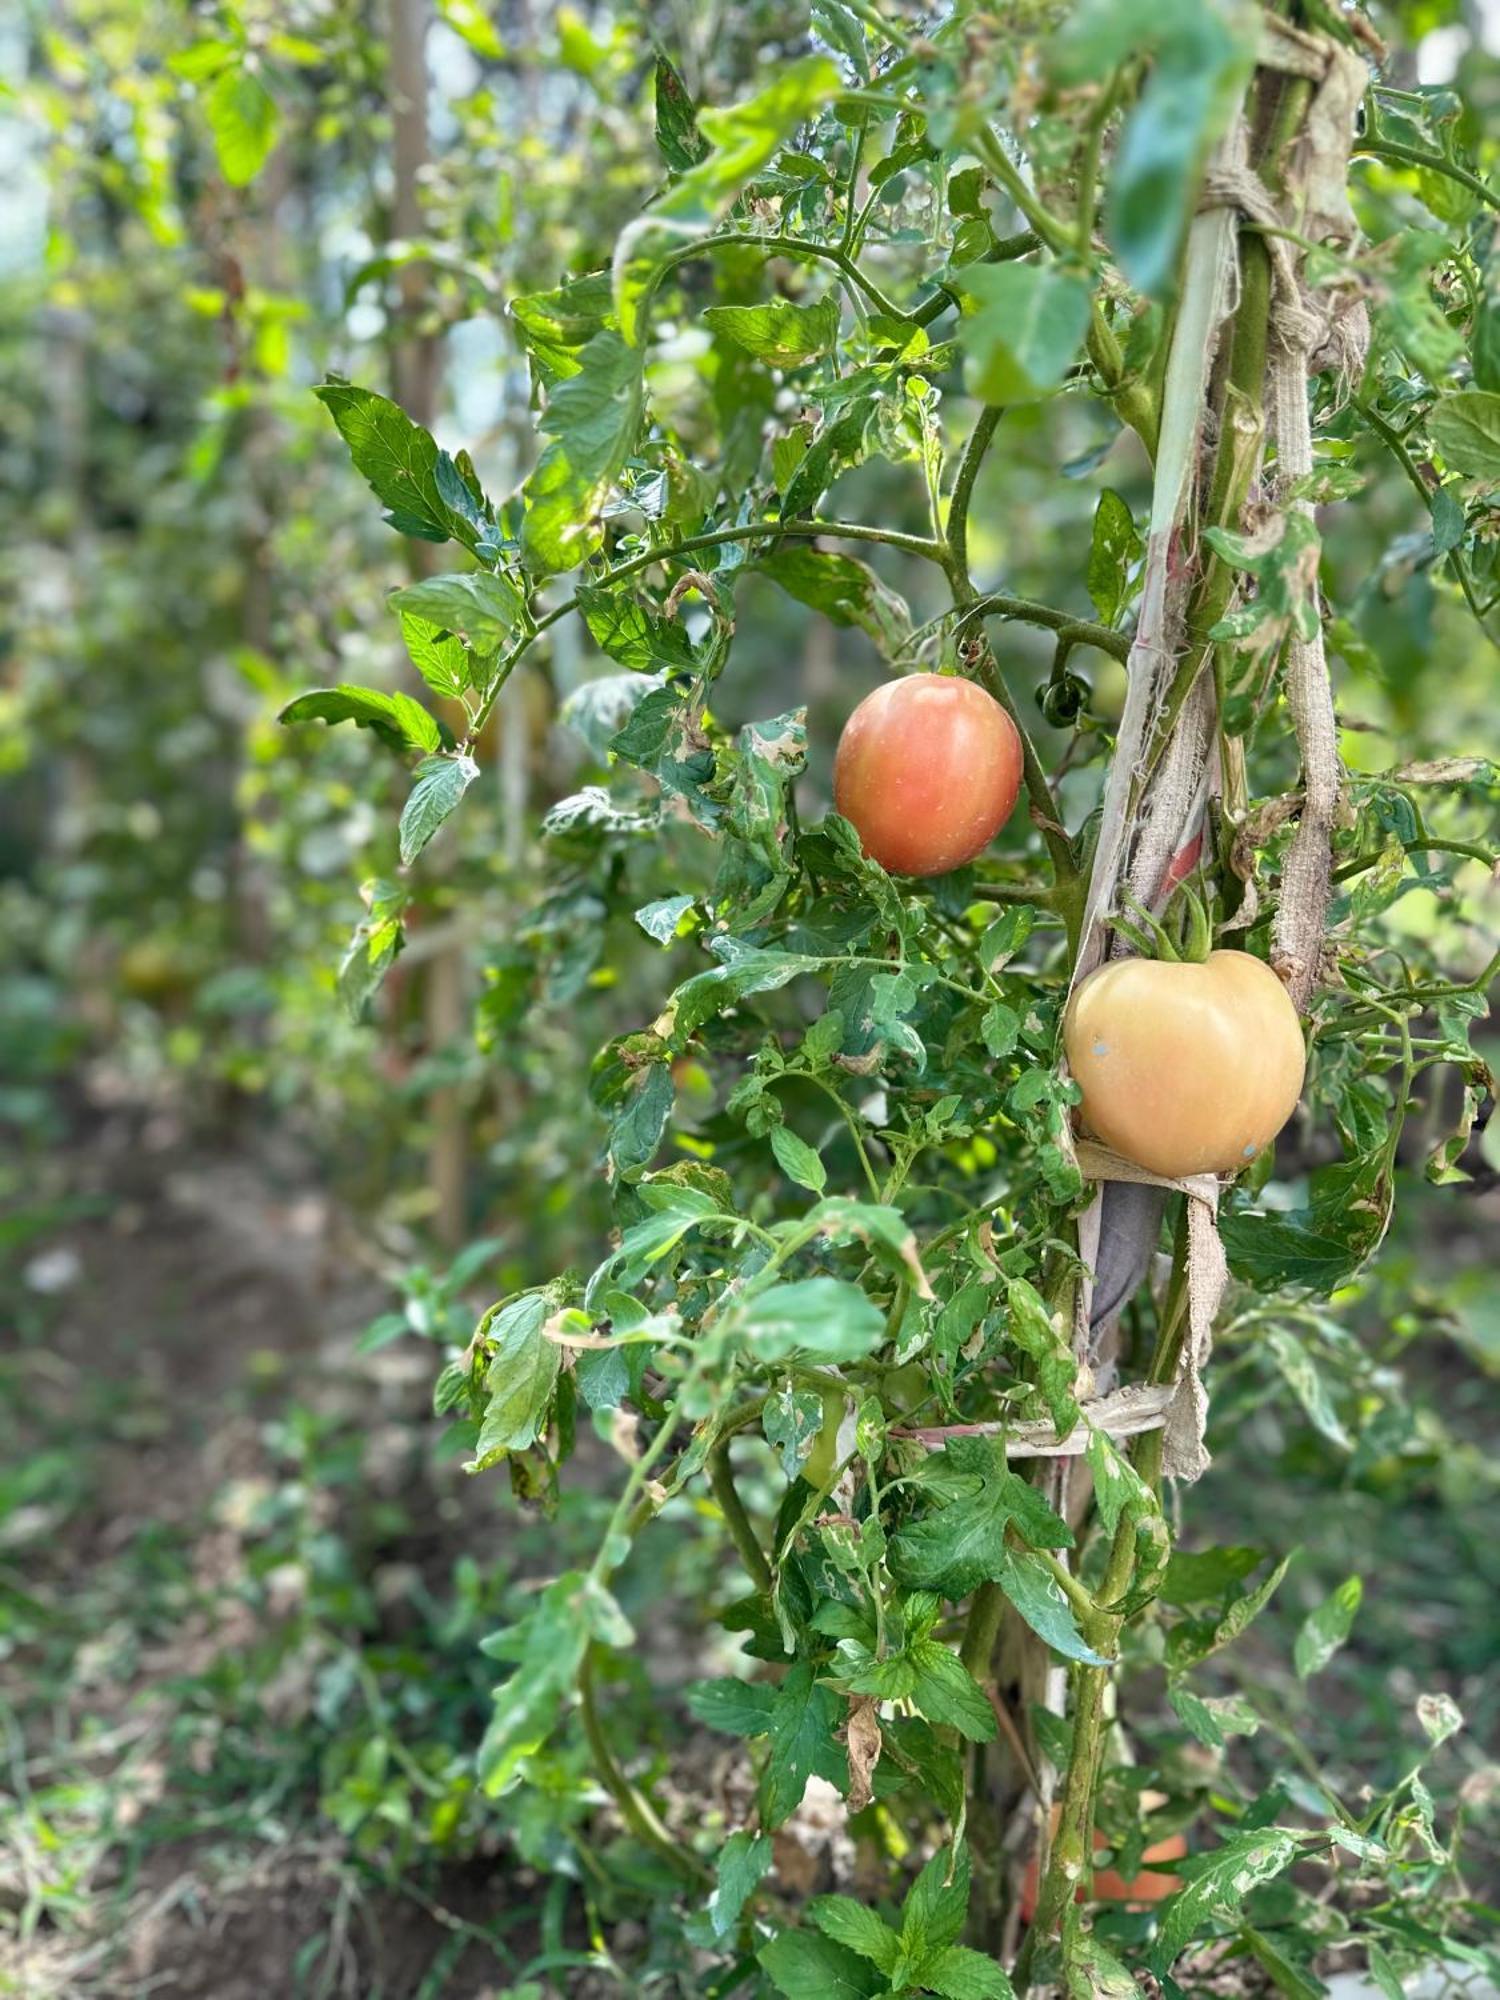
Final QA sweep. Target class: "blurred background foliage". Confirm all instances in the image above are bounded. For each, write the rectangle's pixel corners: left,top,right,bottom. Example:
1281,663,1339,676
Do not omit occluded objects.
1,1,1498,1995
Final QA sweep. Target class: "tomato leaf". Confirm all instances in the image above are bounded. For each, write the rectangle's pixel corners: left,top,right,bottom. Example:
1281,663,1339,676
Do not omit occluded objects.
760,1929,883,1999
279,683,444,754
399,754,478,866
204,63,279,186
1149,1829,1306,1972
705,296,841,365
521,330,645,573
955,263,1091,402
1427,389,1500,481
1294,1575,1363,1679
654,51,710,172
388,570,522,651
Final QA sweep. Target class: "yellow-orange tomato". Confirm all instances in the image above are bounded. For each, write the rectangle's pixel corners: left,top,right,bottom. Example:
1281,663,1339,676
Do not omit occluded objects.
1020,1798,1187,1918
1063,949,1305,1178
833,676,1023,877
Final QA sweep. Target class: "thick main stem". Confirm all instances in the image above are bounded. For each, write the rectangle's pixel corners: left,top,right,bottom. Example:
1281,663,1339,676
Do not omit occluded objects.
1016,52,1321,1985
1013,1244,1190,1990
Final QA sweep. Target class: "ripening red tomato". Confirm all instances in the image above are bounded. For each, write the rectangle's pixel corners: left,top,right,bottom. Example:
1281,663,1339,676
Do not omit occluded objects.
833,676,1023,877
1063,949,1305,1178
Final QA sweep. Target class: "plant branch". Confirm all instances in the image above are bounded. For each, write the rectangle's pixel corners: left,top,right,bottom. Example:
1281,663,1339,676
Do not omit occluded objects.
468,518,947,740
1331,836,1497,882
946,404,1003,581
958,593,1132,663
1357,136,1500,214
579,1647,711,1884
1354,398,1498,647
707,1441,774,1594
649,229,912,323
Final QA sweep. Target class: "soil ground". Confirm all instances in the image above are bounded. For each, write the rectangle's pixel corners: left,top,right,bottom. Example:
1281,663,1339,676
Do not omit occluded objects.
2,1086,544,1999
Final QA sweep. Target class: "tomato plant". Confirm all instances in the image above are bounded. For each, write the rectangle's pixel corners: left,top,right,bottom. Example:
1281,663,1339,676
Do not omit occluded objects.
265,1,1500,1991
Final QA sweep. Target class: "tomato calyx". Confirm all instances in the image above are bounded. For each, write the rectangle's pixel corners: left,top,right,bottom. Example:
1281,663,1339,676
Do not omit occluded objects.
1108,882,1213,966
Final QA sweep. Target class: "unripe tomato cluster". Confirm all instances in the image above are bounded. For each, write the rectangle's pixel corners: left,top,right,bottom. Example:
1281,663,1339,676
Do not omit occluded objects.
832,674,1305,1178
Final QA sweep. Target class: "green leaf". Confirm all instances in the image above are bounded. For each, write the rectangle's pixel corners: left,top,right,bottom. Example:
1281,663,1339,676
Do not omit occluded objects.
1160,1544,1265,1606
1262,1325,1352,1451
760,1661,847,1826
634,895,695,945
1363,1943,1405,2000
734,1277,884,1363
811,0,870,76
1149,1828,1304,1972
1105,10,1253,300
891,1440,1071,1599
1057,1933,1135,1998
1430,483,1466,553
511,270,615,386
478,1571,629,1793
1004,1277,1080,1437
472,1294,559,1460
655,52,710,172
704,296,841,365
996,1550,1109,1665
1428,390,1500,481
764,1385,827,1476
664,942,824,1046
399,754,478,866
686,1676,778,1737
397,613,470,700
760,1929,882,2000
1086,1426,1156,1541
908,1639,997,1742
169,38,239,82
522,330,645,572
955,263,1091,402
980,1001,1019,1058
617,56,841,344
314,381,480,545
807,1895,901,1971
922,1944,1016,1999
1087,489,1142,623
755,547,912,657
338,878,405,1022
607,1061,674,1178
901,1843,970,1960
576,584,698,672
1174,1553,1295,1669
1167,1682,1261,1749
279,683,443,754
1220,1171,1387,1292
593,1182,724,1294
388,571,522,650
204,64,279,186
708,1828,772,1939
436,0,506,56
770,1124,828,1195
1239,1922,1324,2000
1376,230,1465,379
661,56,841,225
